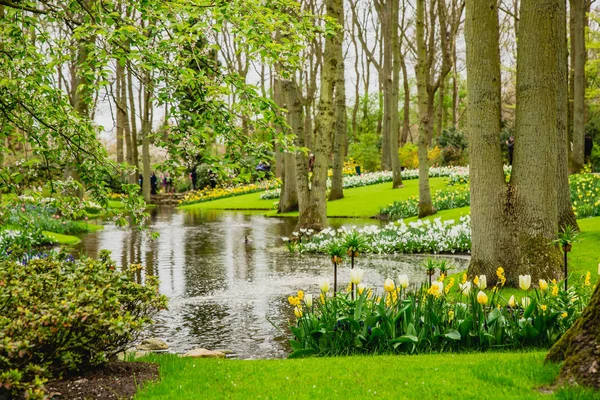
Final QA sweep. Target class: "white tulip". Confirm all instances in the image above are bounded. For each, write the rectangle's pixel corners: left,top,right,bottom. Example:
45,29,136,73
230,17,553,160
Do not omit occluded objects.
519,275,531,291
304,294,313,308
398,274,409,289
350,268,365,285
319,278,330,293
477,275,487,290
459,281,471,296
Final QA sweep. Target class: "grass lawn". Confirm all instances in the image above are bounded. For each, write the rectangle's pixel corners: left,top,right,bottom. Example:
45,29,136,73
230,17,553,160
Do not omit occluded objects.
136,352,597,400
180,177,452,218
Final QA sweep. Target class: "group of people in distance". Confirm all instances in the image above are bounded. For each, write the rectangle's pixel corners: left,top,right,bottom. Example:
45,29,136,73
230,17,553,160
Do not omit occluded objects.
139,172,174,195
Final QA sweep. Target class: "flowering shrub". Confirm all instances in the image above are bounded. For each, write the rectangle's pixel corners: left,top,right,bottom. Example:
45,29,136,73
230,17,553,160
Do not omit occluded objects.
285,216,471,255
0,252,168,399
380,186,470,220
570,171,600,218
180,179,281,205
0,229,48,260
287,268,596,357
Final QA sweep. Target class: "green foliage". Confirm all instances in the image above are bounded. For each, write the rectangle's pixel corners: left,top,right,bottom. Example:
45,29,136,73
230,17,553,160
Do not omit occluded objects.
591,145,600,172
0,252,167,399
288,271,594,358
434,127,468,166
349,132,381,173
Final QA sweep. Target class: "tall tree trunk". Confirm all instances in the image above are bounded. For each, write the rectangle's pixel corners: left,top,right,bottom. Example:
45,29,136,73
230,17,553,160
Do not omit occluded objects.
379,0,392,171
557,1,579,230
127,63,140,173
276,65,298,213
390,0,402,188
141,71,152,202
570,0,586,171
116,61,127,165
415,0,434,217
511,0,563,280
329,0,346,201
400,53,410,146
452,43,459,127
465,0,514,282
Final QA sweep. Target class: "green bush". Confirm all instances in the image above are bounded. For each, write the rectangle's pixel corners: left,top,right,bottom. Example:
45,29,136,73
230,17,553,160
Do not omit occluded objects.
348,132,381,172
591,145,600,173
0,252,168,399
195,163,213,189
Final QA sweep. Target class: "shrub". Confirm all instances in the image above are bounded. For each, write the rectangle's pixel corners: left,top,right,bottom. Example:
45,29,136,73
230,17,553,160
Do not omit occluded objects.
398,144,442,169
380,186,470,220
288,269,594,357
348,132,381,172
0,252,168,399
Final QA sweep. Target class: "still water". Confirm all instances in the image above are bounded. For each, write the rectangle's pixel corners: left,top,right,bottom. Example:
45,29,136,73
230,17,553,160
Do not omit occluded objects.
75,207,468,359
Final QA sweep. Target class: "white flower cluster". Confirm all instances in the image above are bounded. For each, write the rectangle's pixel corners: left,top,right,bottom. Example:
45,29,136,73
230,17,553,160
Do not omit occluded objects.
292,216,472,255
261,167,470,200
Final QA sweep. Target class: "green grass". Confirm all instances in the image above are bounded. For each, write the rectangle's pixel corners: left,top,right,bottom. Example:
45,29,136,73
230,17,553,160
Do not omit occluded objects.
43,231,81,245
180,177,451,218
136,352,597,400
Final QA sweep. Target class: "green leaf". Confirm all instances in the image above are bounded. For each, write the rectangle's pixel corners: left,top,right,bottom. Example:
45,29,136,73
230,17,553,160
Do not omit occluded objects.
443,329,461,341
288,349,315,359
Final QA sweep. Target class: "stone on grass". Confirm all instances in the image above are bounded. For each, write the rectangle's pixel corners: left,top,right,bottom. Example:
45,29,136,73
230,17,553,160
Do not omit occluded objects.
182,348,226,358
136,338,169,351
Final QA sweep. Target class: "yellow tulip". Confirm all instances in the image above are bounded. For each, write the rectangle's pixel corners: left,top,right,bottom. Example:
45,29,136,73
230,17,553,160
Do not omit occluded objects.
384,278,395,293
294,307,303,318
538,279,548,291
357,284,366,295
477,291,488,305
508,295,516,308
519,275,531,291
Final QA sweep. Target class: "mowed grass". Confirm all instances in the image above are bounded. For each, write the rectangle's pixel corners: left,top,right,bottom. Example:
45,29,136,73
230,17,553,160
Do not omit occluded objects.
180,177,451,218
136,352,597,400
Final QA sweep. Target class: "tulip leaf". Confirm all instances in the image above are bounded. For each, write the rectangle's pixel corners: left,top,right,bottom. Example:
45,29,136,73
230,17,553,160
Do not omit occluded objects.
406,323,417,337
338,317,360,331
309,329,325,339
523,298,537,319
354,294,366,320
290,326,302,339
289,340,303,351
390,335,419,347
369,327,385,340
486,308,502,325
288,349,316,359
443,329,461,341
458,316,473,339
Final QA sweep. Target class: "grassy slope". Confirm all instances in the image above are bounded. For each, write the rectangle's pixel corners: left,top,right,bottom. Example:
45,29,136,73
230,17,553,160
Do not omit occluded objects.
180,177,451,218
136,352,597,400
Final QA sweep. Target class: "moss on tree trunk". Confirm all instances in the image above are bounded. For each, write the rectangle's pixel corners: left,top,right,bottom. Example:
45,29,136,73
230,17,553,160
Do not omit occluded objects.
546,282,600,389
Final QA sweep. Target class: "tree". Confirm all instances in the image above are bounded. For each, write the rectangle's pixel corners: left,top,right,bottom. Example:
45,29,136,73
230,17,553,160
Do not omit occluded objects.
329,0,347,201
465,0,566,284
546,283,600,390
571,0,587,171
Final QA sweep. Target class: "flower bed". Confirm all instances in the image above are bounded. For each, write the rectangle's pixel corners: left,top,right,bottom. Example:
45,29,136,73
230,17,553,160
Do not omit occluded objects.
380,186,470,220
287,268,595,357
570,171,600,218
180,179,281,205
261,167,469,200
285,216,472,255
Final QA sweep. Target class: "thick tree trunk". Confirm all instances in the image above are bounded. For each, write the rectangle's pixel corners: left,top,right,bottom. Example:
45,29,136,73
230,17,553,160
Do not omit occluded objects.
415,0,434,218
329,0,346,201
511,0,563,280
570,0,586,171
546,282,600,389
557,1,579,230
465,0,512,282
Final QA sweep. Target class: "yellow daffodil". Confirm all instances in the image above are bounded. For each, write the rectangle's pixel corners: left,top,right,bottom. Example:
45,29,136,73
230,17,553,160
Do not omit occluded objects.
540,304,547,312
461,273,467,284
584,271,591,286
428,281,444,297
551,285,559,297
297,290,304,300
539,279,548,292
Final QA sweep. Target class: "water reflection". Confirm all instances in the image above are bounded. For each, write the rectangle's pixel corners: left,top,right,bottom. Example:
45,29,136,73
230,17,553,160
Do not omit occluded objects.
76,207,468,359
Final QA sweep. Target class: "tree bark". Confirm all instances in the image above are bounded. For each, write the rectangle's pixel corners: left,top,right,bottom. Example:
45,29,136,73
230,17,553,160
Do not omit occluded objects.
570,0,586,171
141,70,152,202
329,0,346,201
512,0,563,280
557,1,579,230
115,60,127,165
390,0,402,188
377,0,392,171
415,0,435,217
465,0,512,282
400,52,410,147
127,62,139,173
546,282,600,389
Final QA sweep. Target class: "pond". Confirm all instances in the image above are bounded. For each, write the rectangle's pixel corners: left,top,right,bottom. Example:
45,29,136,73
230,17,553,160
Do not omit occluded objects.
75,206,469,359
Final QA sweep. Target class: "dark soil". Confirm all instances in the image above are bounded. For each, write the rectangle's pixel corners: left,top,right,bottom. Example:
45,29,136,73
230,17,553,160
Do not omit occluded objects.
46,362,159,400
